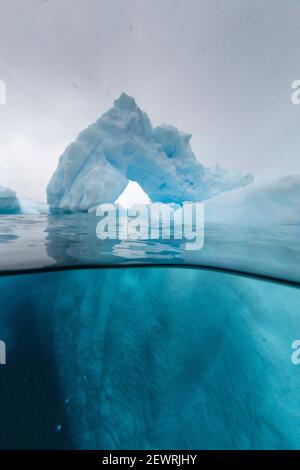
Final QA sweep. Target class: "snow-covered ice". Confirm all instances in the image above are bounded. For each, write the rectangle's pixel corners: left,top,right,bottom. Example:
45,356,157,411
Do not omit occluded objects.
206,175,300,225
47,93,252,212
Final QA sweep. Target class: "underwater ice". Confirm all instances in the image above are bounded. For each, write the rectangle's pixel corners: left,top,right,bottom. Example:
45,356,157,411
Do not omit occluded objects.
47,93,252,212
10,267,298,450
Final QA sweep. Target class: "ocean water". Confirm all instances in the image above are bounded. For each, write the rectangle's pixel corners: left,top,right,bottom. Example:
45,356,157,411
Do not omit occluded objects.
1,215,300,449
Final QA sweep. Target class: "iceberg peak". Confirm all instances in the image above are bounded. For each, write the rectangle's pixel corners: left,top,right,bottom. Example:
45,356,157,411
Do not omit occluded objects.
114,93,138,112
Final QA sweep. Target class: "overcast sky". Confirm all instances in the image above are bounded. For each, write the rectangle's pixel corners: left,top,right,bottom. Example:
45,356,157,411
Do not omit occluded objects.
0,0,300,201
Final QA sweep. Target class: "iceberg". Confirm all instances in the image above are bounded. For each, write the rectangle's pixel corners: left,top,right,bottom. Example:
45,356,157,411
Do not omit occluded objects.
0,186,48,215
206,175,300,225
47,93,252,212
0,186,20,214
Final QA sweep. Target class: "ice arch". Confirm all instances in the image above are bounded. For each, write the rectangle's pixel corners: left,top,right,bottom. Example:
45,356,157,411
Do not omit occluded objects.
47,93,252,213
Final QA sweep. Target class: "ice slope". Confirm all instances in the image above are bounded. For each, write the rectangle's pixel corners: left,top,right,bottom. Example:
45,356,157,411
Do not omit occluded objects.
47,93,252,212
18,198,49,215
206,175,300,225
0,186,48,215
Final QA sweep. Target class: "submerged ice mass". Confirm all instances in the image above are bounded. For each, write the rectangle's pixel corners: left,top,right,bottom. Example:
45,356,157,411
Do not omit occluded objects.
2,267,300,449
18,268,300,450
47,93,252,212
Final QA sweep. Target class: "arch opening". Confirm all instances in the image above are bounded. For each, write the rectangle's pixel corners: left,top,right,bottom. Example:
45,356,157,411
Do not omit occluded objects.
115,181,151,208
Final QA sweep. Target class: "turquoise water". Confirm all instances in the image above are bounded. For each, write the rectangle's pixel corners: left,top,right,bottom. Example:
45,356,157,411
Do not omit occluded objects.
1,215,300,449
1,267,300,449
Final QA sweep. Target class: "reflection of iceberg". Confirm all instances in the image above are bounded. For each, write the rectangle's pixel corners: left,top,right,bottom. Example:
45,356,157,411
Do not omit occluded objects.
47,93,252,212
45,213,183,267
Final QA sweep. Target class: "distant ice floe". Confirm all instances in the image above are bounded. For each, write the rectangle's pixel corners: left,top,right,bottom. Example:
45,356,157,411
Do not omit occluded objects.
0,186,20,214
0,186,48,215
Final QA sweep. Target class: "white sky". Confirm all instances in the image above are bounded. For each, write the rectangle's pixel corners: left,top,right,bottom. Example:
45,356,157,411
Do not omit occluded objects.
116,181,151,208
0,0,300,202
